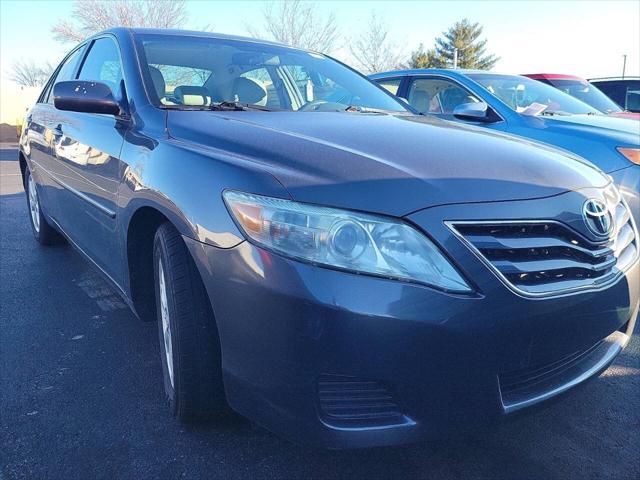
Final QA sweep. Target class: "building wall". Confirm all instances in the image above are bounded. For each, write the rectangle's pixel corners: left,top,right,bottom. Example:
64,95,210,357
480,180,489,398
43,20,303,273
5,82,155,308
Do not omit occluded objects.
0,84,41,126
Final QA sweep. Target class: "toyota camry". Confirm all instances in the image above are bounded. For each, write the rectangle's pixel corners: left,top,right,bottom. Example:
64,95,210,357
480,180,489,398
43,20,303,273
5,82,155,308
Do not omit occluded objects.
19,29,639,448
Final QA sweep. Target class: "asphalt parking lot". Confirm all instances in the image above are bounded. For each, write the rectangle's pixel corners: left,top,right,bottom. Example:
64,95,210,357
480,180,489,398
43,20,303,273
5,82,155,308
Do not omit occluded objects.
0,143,639,479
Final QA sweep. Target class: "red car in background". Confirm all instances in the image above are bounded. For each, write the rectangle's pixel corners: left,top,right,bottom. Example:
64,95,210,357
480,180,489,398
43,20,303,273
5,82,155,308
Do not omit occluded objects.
524,73,640,120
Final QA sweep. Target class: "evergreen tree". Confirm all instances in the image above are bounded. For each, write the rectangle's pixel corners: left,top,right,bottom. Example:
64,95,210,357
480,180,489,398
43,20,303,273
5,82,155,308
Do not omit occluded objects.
407,19,499,70
407,44,444,69
433,19,499,69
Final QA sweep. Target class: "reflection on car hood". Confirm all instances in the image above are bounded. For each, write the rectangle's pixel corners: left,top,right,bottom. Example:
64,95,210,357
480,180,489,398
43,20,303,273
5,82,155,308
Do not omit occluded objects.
167,111,609,216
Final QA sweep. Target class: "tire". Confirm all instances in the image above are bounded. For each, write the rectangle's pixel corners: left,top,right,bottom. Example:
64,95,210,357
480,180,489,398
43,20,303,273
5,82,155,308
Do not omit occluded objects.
25,167,63,245
153,222,226,421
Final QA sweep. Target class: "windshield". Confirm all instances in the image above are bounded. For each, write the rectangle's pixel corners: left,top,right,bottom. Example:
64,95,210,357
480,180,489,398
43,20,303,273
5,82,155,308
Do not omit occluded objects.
547,78,622,114
468,73,598,116
135,34,407,113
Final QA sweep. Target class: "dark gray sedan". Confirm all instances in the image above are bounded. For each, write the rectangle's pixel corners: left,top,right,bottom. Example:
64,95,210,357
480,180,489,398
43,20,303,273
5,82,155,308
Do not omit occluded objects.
19,28,639,448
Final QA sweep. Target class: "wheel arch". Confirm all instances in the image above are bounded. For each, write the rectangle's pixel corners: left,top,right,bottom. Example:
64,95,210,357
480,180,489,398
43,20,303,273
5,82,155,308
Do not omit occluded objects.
125,204,173,321
18,150,27,187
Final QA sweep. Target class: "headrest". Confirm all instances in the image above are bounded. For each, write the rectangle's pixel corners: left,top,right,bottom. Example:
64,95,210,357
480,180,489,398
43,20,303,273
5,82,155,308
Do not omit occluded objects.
148,66,165,100
411,90,430,112
174,85,212,106
232,77,267,105
441,88,470,110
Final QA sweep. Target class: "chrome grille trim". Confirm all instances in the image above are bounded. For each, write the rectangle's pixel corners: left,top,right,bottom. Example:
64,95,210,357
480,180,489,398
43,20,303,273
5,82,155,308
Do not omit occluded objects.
447,200,638,297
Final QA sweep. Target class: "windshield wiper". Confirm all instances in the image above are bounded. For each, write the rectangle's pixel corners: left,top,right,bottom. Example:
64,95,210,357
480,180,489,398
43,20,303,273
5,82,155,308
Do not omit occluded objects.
539,110,572,117
344,105,393,114
159,102,274,112
209,101,273,112
344,105,415,115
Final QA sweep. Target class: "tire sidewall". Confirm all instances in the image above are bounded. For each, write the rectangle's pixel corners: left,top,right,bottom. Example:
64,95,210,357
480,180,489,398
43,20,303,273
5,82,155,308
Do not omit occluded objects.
153,237,179,414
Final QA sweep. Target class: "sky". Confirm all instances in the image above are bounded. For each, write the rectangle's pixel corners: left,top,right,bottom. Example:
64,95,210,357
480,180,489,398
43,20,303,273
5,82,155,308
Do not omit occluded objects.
1,0,639,87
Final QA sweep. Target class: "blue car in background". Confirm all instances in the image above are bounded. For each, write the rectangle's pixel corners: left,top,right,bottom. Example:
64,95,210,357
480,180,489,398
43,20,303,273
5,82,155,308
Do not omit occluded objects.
370,70,640,223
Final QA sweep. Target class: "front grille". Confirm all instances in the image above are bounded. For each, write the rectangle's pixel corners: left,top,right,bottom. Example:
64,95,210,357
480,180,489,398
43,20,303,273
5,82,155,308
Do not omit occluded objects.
317,374,403,426
450,198,637,296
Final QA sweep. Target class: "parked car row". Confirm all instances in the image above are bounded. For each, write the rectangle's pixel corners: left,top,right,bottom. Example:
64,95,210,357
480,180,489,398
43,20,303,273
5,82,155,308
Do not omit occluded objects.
19,28,639,449
523,73,639,119
590,77,640,113
370,69,640,224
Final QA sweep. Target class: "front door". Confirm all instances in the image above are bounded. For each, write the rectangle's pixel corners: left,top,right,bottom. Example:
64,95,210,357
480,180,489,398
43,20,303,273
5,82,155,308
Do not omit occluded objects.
52,36,127,281
405,76,507,131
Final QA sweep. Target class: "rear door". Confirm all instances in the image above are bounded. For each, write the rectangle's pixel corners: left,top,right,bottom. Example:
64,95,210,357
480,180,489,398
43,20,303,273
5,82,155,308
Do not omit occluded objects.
52,36,127,280
23,45,86,223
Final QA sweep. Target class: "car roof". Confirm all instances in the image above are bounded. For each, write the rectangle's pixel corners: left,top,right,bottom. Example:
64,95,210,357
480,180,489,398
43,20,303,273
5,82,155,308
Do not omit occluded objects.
589,76,640,82
101,27,305,51
523,73,585,81
369,69,510,80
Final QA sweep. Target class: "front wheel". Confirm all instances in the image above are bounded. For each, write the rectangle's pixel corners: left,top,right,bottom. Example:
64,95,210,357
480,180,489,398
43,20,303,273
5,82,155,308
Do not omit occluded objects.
25,167,63,245
153,222,227,421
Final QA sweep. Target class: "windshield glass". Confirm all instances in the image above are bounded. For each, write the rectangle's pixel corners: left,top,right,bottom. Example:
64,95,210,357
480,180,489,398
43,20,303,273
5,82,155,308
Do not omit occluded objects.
468,73,598,115
135,34,407,113
548,78,622,113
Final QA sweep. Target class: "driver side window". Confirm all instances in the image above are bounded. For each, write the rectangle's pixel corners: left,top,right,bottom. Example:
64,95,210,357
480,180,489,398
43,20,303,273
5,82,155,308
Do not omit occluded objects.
77,37,124,99
407,78,480,116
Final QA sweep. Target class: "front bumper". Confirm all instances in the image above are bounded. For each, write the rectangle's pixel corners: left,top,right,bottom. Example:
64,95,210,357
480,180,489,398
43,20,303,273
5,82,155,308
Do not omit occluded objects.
184,191,639,449
184,238,637,449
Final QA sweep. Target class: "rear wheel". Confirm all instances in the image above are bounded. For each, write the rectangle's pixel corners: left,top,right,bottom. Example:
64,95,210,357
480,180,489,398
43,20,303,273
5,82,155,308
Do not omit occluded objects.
25,168,63,245
153,222,226,421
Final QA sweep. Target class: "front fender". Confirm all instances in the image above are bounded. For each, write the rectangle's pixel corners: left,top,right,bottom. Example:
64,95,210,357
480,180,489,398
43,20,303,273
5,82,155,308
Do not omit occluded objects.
507,123,631,174
118,134,291,248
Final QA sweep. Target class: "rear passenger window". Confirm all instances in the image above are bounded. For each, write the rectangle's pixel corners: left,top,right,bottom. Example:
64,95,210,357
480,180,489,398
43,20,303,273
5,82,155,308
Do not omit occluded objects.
77,38,123,96
43,47,85,104
376,78,402,95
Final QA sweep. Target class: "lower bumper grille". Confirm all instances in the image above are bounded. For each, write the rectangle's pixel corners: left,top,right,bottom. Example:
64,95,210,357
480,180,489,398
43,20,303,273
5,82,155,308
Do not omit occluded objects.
317,374,403,426
498,330,628,412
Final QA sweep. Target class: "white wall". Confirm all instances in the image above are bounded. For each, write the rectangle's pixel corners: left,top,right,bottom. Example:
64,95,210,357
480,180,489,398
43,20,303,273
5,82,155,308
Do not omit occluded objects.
0,85,41,125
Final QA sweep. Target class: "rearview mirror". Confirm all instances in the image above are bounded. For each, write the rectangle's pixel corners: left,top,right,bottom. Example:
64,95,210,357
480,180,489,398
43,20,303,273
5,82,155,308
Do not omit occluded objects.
53,81,120,115
453,101,492,122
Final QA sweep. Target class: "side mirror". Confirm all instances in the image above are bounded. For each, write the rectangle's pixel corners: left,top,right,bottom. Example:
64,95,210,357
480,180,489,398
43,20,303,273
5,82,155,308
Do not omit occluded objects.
453,101,492,122
53,81,121,115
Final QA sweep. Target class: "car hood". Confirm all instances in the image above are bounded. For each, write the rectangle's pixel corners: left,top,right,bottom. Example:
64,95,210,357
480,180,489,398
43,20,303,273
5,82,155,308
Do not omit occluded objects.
525,114,640,143
167,111,609,217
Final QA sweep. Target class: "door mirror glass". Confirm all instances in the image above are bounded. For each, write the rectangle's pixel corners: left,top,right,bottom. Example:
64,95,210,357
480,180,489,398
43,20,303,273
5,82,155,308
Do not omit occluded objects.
53,81,120,115
453,101,490,121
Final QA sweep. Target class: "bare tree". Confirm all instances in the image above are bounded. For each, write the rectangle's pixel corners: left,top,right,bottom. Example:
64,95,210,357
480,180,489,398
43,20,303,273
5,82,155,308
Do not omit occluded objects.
247,0,340,53
349,12,402,74
8,60,54,87
52,0,189,43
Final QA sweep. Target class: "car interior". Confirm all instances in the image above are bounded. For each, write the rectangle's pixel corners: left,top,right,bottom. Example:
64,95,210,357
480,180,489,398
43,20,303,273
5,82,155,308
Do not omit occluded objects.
137,36,405,112
407,79,480,114
141,40,327,109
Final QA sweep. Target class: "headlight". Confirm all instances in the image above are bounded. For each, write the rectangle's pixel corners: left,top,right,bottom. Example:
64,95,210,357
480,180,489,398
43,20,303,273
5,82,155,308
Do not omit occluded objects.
617,147,640,165
223,191,471,292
